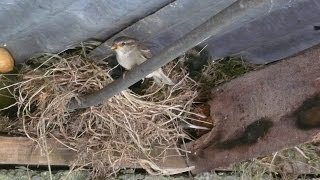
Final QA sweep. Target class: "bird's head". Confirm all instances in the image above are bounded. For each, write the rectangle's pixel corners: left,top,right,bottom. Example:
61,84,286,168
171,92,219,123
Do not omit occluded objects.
111,36,139,53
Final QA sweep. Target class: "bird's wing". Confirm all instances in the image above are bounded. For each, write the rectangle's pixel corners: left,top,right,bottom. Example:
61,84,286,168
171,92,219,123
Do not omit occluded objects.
138,43,153,59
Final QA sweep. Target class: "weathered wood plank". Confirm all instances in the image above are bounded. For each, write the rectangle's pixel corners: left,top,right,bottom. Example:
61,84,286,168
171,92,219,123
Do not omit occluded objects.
0,136,76,166
0,136,190,173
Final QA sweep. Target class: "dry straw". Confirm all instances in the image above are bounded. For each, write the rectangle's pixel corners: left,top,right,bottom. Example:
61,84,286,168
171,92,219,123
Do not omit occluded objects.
11,43,205,177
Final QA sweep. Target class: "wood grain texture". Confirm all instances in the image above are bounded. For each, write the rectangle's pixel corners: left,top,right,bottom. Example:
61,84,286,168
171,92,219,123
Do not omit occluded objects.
0,136,76,166
0,136,189,172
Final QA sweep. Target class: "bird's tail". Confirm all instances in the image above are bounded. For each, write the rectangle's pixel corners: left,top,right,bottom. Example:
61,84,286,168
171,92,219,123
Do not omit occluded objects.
151,69,175,86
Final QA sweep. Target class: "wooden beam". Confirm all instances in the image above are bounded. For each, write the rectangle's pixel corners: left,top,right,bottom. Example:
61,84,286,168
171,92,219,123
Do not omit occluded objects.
0,136,75,166
0,136,190,174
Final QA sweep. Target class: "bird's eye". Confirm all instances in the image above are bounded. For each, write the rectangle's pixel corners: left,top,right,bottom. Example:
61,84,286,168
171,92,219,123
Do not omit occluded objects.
121,42,126,46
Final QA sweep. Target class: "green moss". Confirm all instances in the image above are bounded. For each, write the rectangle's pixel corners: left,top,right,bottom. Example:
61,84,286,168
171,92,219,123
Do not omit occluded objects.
0,68,20,117
202,57,258,86
196,56,260,100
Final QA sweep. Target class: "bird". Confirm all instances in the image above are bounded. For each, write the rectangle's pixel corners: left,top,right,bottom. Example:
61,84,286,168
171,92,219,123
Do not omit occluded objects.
111,36,174,86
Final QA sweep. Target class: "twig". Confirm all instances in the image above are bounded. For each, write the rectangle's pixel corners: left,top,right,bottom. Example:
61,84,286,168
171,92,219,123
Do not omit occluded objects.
294,146,310,160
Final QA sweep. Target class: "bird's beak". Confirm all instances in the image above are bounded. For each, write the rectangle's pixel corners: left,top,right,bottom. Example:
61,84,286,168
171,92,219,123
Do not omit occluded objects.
111,44,118,50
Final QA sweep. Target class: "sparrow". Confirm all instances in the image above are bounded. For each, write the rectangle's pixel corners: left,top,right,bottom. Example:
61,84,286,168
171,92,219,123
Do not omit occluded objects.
111,36,174,85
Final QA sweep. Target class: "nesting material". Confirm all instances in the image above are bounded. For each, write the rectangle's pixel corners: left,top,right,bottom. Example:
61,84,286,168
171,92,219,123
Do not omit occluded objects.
12,47,205,177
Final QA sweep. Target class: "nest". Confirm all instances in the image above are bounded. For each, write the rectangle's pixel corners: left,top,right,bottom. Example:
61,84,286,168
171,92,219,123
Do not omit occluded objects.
11,44,206,177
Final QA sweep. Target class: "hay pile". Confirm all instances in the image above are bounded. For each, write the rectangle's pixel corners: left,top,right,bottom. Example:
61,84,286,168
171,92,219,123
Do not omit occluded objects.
4,42,320,179
1,41,264,178
11,44,206,177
